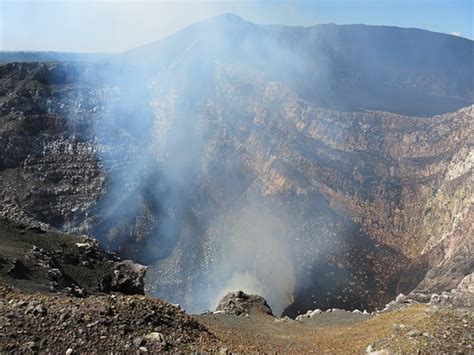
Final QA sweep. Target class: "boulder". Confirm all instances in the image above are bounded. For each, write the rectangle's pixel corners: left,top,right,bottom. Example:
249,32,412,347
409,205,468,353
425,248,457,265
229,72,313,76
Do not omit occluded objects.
457,273,474,293
215,290,273,316
425,273,474,308
100,260,147,295
7,259,30,279
295,308,322,321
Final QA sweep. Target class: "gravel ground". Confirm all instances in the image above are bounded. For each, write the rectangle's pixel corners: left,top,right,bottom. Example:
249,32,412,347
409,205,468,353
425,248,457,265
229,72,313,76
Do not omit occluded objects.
1,284,472,353
0,285,218,353
198,304,473,353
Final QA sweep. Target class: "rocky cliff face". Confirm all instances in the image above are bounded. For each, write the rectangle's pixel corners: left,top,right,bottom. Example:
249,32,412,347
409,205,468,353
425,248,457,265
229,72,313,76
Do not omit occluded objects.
0,63,164,262
0,18,472,316
143,66,473,314
0,63,104,229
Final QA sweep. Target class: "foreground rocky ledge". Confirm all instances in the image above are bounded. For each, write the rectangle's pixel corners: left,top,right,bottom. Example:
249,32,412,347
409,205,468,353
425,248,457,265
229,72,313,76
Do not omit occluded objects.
0,218,146,297
0,286,472,353
0,285,217,353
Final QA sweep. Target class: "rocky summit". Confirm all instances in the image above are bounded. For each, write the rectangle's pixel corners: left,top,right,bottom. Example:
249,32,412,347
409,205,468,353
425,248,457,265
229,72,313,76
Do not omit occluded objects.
0,12,473,353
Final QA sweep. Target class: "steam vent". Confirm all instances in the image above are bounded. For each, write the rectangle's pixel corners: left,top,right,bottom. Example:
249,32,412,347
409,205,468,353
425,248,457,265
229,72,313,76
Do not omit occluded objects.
0,9,473,353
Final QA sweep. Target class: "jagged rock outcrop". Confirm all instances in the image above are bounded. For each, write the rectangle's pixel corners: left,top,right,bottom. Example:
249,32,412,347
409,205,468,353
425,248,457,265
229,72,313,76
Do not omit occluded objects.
100,260,147,295
215,290,273,316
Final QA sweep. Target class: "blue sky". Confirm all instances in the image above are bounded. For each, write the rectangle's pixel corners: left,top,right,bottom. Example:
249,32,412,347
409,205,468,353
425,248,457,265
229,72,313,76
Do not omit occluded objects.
1,0,472,52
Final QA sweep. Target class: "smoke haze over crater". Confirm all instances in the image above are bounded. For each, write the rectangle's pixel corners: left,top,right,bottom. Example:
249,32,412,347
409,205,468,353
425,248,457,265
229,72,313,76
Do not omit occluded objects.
17,12,472,315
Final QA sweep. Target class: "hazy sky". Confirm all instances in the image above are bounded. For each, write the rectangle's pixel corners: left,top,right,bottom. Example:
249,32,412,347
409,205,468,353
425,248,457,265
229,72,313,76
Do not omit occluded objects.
1,0,472,53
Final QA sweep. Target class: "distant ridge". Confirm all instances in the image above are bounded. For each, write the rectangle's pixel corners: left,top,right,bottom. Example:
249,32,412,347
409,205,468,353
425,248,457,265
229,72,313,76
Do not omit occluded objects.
118,13,473,116
0,51,112,64
1,14,472,115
